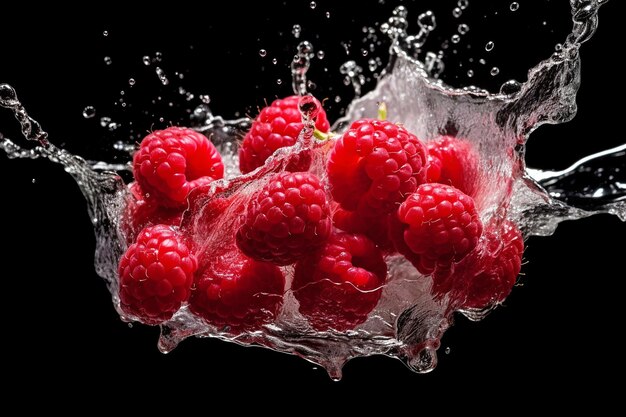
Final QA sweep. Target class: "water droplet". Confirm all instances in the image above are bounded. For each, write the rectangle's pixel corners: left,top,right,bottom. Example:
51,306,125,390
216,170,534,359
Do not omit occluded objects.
510,2,519,12
490,66,500,76
156,67,169,85
555,43,563,52
309,1,316,9
361,49,368,57
82,106,96,119
325,11,330,18
458,0,469,9
0,83,19,107
31,178,36,184
334,95,341,103
199,95,211,104
458,24,469,35
142,55,151,65
272,58,278,65
108,122,119,131
467,69,474,77
104,56,112,65
259,49,267,57
276,78,282,85
155,51,163,62
368,58,378,72
292,24,302,39
451,34,461,44
485,41,495,51
452,7,462,18
417,11,436,31
445,347,451,354
159,117,165,123
103,30,108,37
500,79,522,95
298,95,320,125
99,116,111,128
128,78,136,86
316,50,325,59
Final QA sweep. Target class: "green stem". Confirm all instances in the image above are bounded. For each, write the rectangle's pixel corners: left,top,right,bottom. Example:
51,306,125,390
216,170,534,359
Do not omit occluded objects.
378,101,388,121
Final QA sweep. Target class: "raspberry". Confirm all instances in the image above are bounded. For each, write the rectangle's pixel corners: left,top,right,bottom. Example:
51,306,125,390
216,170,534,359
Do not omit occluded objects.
327,119,427,216
239,95,330,174
133,127,224,208
426,136,478,197
332,205,391,250
121,182,183,244
118,225,197,325
393,183,483,272
236,172,331,266
293,232,387,331
189,249,285,331
461,221,524,309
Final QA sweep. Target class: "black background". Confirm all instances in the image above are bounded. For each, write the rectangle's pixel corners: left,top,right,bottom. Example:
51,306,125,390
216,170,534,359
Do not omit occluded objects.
1,0,623,409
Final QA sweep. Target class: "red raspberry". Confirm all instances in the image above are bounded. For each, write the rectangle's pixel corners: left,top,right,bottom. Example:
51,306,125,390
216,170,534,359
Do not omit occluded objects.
133,127,224,208
239,95,330,174
293,232,387,331
118,225,197,325
189,249,285,331
120,183,183,244
327,119,427,216
332,205,391,250
461,221,524,309
393,183,482,272
236,172,331,266
426,136,478,197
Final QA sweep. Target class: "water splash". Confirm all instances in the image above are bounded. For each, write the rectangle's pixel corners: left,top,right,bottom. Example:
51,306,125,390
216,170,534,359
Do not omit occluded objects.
1,1,623,380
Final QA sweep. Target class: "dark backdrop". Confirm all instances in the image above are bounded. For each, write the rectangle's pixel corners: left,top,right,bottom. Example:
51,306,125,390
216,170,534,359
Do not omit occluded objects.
1,0,623,409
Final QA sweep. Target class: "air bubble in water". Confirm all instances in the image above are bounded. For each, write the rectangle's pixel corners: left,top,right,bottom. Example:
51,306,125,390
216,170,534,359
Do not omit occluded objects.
325,11,330,18
155,51,163,62
107,122,119,131
292,24,302,39
485,41,495,51
128,78,136,86
555,43,563,52
458,24,469,35
103,30,108,37
199,95,211,104
458,0,469,9
259,49,267,57
467,69,474,77
510,2,519,12
82,106,96,119
309,1,316,9
276,79,282,85
272,58,278,65
317,50,325,59
452,7,462,18
142,56,151,66
490,66,500,76
104,56,112,65
451,34,461,44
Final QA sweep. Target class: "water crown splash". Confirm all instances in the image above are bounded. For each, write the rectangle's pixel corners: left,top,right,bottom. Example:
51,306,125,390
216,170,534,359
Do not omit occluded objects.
0,0,623,380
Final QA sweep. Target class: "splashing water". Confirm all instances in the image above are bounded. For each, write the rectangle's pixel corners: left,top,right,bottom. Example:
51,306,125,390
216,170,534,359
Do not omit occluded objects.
1,1,624,380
